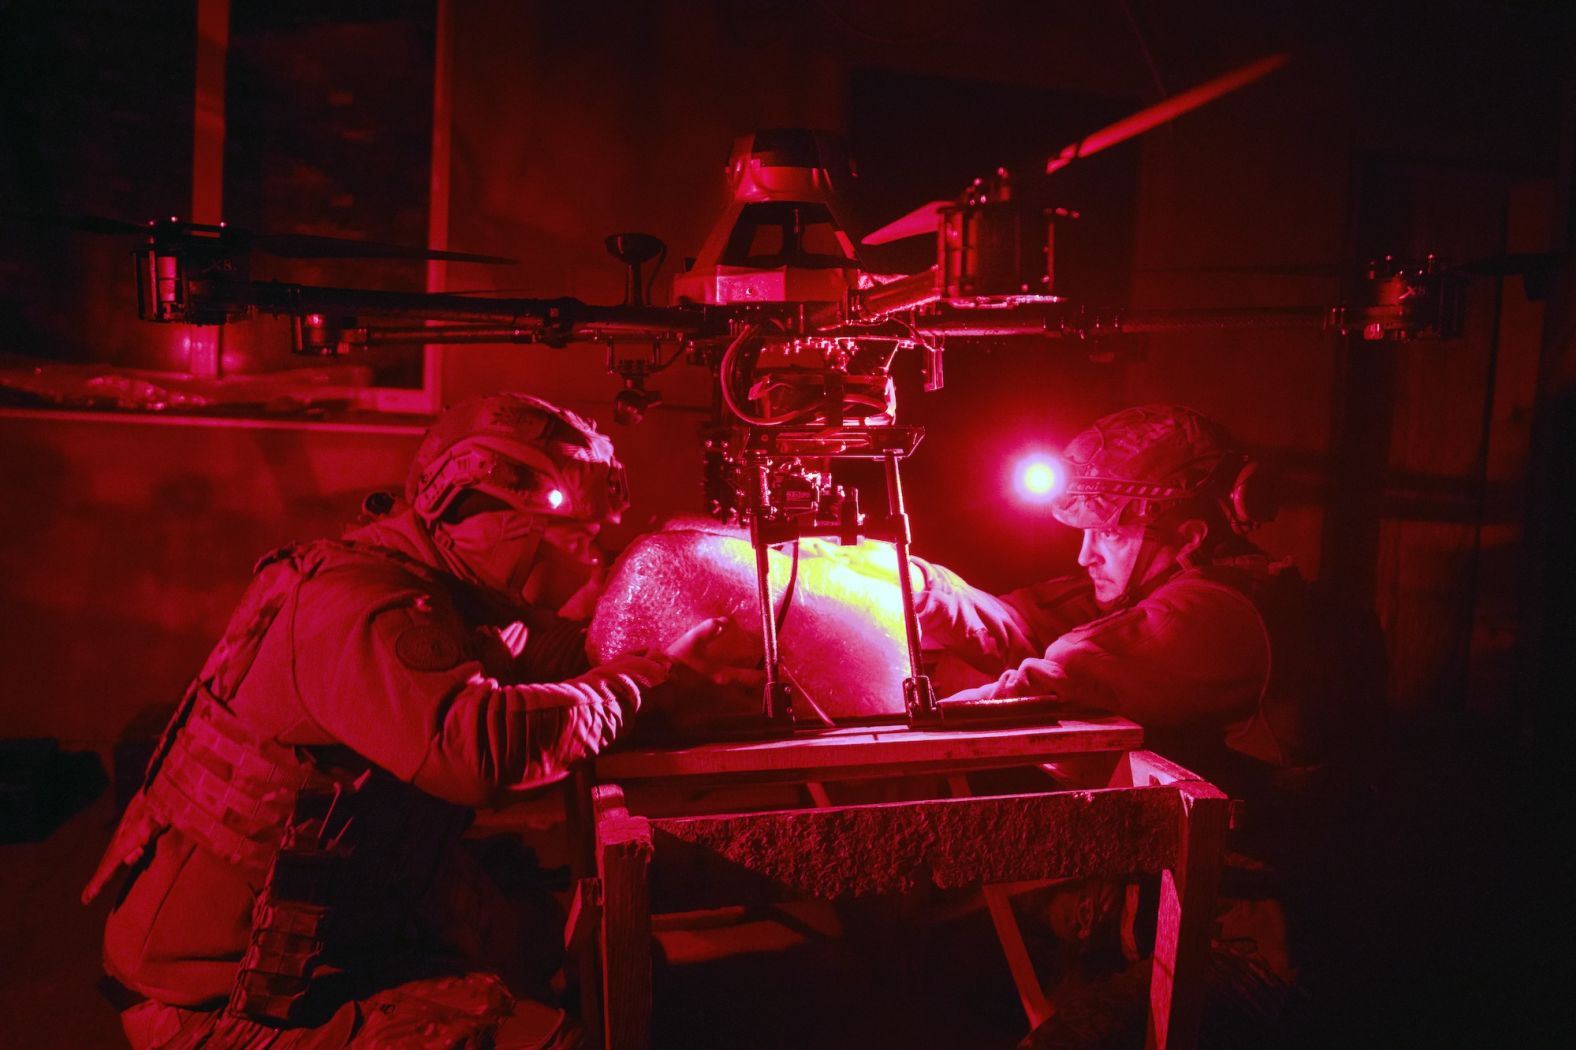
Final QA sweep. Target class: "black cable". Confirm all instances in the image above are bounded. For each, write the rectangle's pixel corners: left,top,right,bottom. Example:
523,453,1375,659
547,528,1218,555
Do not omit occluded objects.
765,539,827,725
775,539,801,636
649,342,688,374
1115,0,1169,100
749,541,801,671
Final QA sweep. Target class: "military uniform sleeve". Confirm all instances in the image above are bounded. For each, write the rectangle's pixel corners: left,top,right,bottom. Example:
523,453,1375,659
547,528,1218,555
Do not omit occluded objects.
946,575,1270,730
997,576,1106,646
912,557,1041,673
287,568,669,807
913,560,1104,675
515,606,595,682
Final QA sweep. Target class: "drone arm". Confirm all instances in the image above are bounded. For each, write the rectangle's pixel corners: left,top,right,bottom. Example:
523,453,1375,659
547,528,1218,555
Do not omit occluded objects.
231,280,702,329
853,267,941,319
183,277,726,352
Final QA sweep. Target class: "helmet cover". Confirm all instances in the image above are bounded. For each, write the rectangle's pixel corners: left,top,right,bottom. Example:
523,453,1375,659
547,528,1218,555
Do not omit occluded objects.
1052,405,1243,530
407,394,628,525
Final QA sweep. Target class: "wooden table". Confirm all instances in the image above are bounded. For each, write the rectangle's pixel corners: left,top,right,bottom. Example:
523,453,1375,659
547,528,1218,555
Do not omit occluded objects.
567,717,1227,1050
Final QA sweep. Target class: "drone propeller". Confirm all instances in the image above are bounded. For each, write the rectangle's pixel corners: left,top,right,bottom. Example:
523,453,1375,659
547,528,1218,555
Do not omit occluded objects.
1456,251,1568,278
1139,252,1570,281
1042,52,1287,175
861,199,951,247
1,211,150,237
2,211,513,264
1136,261,1344,278
862,52,1290,247
238,230,513,263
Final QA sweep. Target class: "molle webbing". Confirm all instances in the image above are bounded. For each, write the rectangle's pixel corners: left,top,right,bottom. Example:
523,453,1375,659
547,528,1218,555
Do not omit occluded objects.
82,546,309,903
228,773,473,1025
143,694,332,877
228,781,352,1025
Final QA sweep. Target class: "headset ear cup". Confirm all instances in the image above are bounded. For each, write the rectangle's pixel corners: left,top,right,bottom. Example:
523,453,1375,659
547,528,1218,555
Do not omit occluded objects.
1228,458,1278,531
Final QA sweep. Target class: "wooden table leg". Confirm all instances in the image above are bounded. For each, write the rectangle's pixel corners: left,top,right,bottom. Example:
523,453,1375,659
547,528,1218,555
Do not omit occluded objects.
1148,780,1229,1050
566,765,605,1050
944,774,1055,1029
594,785,654,1050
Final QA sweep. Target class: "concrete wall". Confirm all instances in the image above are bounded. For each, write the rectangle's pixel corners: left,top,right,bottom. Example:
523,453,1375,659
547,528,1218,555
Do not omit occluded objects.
0,411,420,741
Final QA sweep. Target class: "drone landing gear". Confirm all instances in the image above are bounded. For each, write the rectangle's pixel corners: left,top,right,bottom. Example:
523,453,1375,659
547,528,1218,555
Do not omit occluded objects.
745,441,938,733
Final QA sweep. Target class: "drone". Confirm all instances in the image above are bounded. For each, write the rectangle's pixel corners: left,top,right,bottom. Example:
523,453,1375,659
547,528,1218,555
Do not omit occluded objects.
14,52,1470,732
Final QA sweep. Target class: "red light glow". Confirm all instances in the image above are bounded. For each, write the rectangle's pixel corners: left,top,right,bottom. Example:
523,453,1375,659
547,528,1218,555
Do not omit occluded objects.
1012,455,1063,505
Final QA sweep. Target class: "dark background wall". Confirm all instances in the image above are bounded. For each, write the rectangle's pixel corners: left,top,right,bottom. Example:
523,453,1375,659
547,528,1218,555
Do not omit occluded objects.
1,0,1571,867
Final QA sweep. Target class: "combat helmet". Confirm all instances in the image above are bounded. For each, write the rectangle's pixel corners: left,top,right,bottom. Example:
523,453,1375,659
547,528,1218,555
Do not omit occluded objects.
1052,404,1273,533
407,394,629,526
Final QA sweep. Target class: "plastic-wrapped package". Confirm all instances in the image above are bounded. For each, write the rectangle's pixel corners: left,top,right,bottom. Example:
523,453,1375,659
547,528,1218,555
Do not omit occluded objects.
589,519,942,721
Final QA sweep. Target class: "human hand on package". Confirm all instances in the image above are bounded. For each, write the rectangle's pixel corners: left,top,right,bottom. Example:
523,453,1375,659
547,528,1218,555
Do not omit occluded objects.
662,615,766,689
632,616,766,736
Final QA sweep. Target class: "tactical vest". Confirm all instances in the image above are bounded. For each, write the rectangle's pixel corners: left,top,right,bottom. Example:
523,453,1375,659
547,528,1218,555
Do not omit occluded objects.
85,541,474,1027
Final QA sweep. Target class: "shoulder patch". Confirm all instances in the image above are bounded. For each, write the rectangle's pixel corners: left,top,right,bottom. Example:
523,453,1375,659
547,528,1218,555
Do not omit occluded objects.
395,625,465,672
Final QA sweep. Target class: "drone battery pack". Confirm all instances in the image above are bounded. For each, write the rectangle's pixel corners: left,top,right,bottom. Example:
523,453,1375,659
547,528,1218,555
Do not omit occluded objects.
939,201,1091,303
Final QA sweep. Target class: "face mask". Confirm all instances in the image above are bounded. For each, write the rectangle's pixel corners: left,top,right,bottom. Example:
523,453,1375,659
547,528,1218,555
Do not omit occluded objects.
433,510,543,598
521,523,605,612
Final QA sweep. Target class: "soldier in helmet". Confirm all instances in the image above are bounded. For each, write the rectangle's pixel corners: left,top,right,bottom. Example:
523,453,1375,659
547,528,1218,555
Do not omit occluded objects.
917,403,1373,799
85,393,750,1049
916,405,1384,1042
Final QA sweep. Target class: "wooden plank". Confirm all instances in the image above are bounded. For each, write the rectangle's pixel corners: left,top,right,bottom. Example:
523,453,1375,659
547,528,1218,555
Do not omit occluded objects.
599,753,1111,790
645,786,1181,911
1121,880,1143,963
982,884,1054,1028
567,773,605,1049
1038,752,1124,788
1147,781,1228,1050
597,805,654,1050
1112,750,1207,789
567,876,605,1050
564,877,599,953
597,718,1142,782
592,783,630,821
565,765,598,878
943,774,1054,1029
804,782,833,808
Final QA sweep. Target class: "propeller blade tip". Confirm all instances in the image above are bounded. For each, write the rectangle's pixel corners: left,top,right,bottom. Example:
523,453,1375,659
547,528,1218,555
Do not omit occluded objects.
861,200,949,246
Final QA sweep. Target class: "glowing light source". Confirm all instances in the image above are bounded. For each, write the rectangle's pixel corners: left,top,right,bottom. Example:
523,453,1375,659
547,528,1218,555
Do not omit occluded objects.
1012,454,1063,506
546,489,566,510
1022,462,1056,494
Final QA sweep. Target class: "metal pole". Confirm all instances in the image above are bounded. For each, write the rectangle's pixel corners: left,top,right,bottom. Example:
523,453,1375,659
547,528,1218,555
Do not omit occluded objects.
885,450,938,721
747,455,794,724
